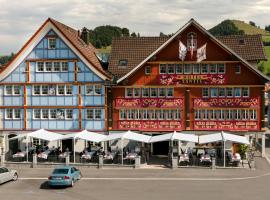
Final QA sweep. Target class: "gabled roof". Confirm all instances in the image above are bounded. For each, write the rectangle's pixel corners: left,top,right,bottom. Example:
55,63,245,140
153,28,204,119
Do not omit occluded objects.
0,18,110,80
114,19,270,83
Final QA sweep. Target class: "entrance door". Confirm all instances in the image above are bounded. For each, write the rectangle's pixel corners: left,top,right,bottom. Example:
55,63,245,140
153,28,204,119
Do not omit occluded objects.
62,139,73,152
8,135,18,154
153,141,169,155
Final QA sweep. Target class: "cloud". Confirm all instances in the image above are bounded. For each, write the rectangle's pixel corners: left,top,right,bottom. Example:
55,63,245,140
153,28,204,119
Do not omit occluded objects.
0,0,269,54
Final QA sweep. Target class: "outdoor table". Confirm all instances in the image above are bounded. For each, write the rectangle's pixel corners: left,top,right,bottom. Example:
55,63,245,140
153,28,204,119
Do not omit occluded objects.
179,154,189,163
125,153,137,160
12,152,26,158
37,149,51,159
104,151,116,160
200,155,212,163
59,152,70,159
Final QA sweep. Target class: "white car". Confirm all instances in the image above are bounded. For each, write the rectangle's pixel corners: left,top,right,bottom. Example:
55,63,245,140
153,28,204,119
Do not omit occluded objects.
0,167,18,184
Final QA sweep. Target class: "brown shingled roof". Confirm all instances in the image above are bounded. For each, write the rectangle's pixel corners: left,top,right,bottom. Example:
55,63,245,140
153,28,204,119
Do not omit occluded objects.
49,18,110,78
108,37,169,77
216,34,267,62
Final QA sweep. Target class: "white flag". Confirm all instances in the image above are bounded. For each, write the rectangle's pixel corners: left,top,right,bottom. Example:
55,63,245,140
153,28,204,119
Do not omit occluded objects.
179,41,187,61
196,43,207,63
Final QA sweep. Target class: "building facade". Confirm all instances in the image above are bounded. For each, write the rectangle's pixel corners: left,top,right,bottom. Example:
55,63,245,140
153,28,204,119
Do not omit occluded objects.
108,19,268,137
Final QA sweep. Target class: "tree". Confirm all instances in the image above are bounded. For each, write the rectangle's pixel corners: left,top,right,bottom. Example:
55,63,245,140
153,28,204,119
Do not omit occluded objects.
249,21,256,27
209,20,244,36
131,32,137,37
265,25,270,32
0,53,15,65
160,32,167,37
121,28,130,36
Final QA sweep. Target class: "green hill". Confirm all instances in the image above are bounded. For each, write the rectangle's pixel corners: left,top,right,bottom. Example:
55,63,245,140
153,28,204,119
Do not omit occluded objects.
232,20,270,35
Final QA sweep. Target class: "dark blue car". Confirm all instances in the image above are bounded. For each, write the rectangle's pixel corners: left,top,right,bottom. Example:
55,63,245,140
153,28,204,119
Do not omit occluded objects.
48,166,81,187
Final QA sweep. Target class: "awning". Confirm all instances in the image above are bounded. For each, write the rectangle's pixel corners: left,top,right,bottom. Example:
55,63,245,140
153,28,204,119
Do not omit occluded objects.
102,131,151,143
60,130,107,143
198,133,222,144
149,131,198,143
222,132,250,145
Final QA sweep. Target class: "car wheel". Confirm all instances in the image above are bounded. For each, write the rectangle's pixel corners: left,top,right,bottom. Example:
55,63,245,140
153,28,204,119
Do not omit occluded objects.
70,180,74,187
12,173,18,181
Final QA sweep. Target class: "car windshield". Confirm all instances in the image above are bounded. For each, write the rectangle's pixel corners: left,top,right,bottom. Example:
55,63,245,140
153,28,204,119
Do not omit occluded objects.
52,168,69,174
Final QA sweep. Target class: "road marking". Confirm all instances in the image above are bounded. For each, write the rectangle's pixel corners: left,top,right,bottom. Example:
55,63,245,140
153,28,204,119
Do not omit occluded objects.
18,172,270,181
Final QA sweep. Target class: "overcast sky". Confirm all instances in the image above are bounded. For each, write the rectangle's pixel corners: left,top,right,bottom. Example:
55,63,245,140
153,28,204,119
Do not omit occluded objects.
0,0,270,55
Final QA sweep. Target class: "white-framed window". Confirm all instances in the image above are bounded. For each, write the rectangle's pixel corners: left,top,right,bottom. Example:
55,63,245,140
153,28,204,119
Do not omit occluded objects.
242,110,249,120
13,85,20,95
159,110,165,120
210,88,218,97
235,65,241,74
53,62,61,71
150,88,158,97
33,85,41,95
202,110,208,120
65,109,73,119
86,109,94,119
226,110,233,120
14,109,21,119
209,64,217,74
41,85,49,95
175,64,183,74
95,109,102,120
167,64,175,74
175,110,181,120
235,109,241,120
242,87,249,97
184,64,191,74
145,66,151,75
209,110,215,120
193,64,200,74
201,64,209,74
218,88,225,97
45,62,52,72
159,88,166,97
94,85,102,95
37,62,44,72
250,109,257,120
41,109,49,119
57,85,65,95
159,64,167,74
50,109,57,119
142,110,148,120
126,88,133,98
120,110,126,120
134,110,141,120
33,109,41,119
61,62,69,71
217,64,225,74
133,88,140,97
234,87,241,97
86,85,94,95
142,88,149,97
167,110,173,120
56,109,65,119
167,88,174,97
48,38,56,49
195,110,201,120
187,32,197,50
150,110,157,120
127,110,133,120
5,85,13,95
226,88,233,97
202,88,209,98
4,85,20,96
220,110,225,120
66,85,73,95
5,109,13,119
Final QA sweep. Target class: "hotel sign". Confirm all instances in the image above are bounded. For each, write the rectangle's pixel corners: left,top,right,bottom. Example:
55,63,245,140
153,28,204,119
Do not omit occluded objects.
115,98,184,108
158,74,226,85
118,120,183,131
194,121,259,131
193,97,260,108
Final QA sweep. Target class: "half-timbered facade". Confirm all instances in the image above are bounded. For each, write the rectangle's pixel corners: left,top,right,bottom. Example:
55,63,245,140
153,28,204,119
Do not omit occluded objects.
108,19,268,135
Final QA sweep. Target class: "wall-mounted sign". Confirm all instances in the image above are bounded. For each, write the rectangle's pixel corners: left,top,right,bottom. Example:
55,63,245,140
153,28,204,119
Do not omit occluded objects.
193,97,260,108
158,74,226,85
115,98,184,108
118,120,183,131
194,120,259,131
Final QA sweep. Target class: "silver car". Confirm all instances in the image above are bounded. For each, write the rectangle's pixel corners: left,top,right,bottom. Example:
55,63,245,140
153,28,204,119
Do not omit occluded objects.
0,167,18,184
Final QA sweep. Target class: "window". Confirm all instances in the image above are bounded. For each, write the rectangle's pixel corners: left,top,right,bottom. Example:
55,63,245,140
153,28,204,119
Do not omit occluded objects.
145,66,151,75
50,109,57,119
57,85,65,95
94,85,102,95
56,109,65,119
42,109,49,119
86,85,94,95
202,88,209,98
120,110,126,120
220,110,225,120
150,110,157,120
209,64,217,74
5,86,12,95
226,110,233,120
86,109,94,119
6,109,13,119
242,110,249,120
150,88,158,97
13,86,20,95
210,88,218,97
66,109,73,119
42,85,49,95
142,88,149,97
250,110,257,120
235,65,241,74
235,110,241,120
127,110,133,120
53,62,61,71
187,32,197,50
37,62,44,72
184,64,191,74
202,110,208,120
234,87,241,97
48,85,56,95
209,110,215,120
159,64,167,74
167,64,175,74
242,87,249,97
217,64,225,74
143,110,149,120
134,110,141,120
159,88,166,97
45,62,52,71
134,88,140,97
33,109,41,119
195,110,201,120
167,88,174,97
226,88,233,97
126,88,133,97
175,64,183,74
118,59,128,67
95,109,102,119
48,38,56,49
61,62,68,71
193,64,200,74
201,64,209,74
66,85,73,95
33,86,41,95
218,88,225,97
159,110,165,120
175,110,181,120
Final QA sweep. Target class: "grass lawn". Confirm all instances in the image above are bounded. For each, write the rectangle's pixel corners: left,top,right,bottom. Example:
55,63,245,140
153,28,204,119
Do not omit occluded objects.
258,46,270,75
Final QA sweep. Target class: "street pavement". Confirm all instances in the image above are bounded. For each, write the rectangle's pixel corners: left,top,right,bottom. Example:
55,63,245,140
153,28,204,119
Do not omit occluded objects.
0,157,270,200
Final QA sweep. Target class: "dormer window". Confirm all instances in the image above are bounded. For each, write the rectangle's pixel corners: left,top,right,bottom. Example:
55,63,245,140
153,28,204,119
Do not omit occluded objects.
187,32,197,51
48,38,56,49
118,59,128,68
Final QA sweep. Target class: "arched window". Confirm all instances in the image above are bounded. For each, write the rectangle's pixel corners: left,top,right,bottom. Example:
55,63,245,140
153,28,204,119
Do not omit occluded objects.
187,32,197,50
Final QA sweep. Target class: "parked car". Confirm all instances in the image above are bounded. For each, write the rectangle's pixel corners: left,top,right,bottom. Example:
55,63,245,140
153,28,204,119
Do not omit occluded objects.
48,166,81,187
0,167,18,184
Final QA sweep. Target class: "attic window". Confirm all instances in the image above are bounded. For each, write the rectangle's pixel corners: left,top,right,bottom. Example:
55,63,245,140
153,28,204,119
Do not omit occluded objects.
239,38,245,45
187,32,197,50
48,38,56,49
118,59,128,68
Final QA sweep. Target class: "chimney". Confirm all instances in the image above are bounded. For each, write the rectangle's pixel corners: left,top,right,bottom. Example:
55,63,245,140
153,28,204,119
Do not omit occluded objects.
77,30,80,37
81,27,90,45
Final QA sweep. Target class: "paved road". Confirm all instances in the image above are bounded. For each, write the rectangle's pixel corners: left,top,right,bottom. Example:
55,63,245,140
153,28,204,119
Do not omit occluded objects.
1,157,269,200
